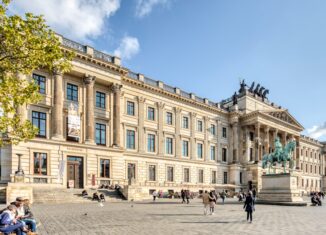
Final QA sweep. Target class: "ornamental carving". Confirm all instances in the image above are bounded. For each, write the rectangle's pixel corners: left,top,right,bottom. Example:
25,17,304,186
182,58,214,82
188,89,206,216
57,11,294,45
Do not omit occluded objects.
84,75,96,85
268,111,295,125
110,84,123,93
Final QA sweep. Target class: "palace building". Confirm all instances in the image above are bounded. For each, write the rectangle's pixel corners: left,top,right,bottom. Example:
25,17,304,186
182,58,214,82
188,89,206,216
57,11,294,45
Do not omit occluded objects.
0,35,325,201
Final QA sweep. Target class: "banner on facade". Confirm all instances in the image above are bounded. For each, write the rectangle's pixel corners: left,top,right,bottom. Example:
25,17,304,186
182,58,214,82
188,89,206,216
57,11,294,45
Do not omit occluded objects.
67,102,80,139
0,106,3,117
58,159,65,181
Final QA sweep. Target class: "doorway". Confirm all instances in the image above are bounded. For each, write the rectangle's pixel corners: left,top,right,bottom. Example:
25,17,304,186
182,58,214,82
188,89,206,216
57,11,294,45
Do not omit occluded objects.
127,163,136,184
67,156,83,188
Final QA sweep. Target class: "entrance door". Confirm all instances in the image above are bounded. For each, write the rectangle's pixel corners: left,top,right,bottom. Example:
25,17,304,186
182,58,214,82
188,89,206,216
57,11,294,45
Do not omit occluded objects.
67,156,83,188
127,163,136,184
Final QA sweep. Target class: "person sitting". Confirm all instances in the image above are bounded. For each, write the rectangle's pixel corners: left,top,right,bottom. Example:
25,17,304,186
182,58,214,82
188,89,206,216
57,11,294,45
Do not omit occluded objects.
0,205,26,235
82,190,88,198
92,192,100,202
16,199,37,233
99,193,105,202
311,195,319,206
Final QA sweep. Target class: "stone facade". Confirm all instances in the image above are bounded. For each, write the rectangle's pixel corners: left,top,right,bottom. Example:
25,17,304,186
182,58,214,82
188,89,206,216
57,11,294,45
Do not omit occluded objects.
0,35,325,197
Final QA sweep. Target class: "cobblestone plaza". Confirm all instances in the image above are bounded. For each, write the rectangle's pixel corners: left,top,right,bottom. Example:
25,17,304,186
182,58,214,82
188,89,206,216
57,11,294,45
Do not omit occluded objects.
28,198,326,235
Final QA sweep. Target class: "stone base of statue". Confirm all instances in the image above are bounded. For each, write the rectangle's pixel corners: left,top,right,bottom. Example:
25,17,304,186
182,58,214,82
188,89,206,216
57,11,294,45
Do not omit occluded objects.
257,173,307,206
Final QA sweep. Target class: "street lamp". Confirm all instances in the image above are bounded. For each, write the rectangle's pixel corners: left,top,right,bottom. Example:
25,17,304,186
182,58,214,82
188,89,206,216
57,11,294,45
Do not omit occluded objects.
15,153,24,176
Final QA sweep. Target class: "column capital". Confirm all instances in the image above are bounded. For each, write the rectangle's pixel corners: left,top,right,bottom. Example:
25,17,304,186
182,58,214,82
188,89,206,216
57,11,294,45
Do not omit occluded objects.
264,126,270,132
137,96,146,103
174,107,182,114
255,122,260,129
157,101,165,109
191,112,197,118
110,83,122,93
53,68,63,76
84,74,96,85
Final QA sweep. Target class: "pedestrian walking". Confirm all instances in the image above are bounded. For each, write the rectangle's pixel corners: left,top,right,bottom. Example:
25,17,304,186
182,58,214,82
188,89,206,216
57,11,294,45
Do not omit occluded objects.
243,191,255,223
252,188,257,201
181,189,186,203
152,190,158,201
185,190,190,204
220,190,226,205
202,191,210,215
209,191,216,215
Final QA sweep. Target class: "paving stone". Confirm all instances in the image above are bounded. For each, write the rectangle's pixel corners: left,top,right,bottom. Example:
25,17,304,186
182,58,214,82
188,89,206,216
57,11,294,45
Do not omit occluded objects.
16,197,326,235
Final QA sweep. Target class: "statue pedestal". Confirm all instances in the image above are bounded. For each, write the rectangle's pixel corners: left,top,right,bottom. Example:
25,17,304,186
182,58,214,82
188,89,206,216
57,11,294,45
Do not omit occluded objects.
257,173,307,206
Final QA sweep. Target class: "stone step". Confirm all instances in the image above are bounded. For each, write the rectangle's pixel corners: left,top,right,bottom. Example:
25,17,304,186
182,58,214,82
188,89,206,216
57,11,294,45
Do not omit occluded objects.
33,188,124,204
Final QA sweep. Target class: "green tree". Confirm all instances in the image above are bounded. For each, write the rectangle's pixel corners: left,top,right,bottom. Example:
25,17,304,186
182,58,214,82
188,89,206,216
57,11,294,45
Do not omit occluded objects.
0,0,74,146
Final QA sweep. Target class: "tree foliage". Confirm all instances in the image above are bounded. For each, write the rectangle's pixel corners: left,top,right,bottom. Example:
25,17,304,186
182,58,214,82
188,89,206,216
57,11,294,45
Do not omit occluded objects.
0,0,74,146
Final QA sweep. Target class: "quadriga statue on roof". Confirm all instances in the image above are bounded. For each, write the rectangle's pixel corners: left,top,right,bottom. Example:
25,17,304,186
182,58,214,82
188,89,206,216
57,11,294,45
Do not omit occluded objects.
262,137,296,174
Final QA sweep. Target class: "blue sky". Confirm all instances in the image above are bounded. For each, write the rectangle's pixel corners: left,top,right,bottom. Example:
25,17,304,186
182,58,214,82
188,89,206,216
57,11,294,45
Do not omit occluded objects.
9,0,326,140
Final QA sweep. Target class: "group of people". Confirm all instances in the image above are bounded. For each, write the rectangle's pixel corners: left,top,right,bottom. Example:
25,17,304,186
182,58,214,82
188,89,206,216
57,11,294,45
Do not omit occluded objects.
201,190,256,223
0,197,37,235
202,191,219,215
238,188,256,202
311,192,323,206
180,189,191,204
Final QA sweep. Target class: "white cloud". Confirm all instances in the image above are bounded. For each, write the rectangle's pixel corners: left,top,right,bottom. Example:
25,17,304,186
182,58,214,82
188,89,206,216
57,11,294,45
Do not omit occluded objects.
135,0,170,18
114,36,140,60
9,0,120,41
306,122,326,140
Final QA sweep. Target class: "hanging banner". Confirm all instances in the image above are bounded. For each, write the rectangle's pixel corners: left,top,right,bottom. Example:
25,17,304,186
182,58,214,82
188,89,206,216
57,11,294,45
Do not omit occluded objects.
67,102,80,139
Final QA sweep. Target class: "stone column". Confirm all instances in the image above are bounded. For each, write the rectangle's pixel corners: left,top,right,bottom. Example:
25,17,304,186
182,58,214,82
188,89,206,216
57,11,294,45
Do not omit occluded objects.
204,117,209,162
264,127,270,155
52,70,64,140
84,75,96,144
232,122,239,163
111,83,122,147
175,107,182,158
158,102,165,156
138,97,146,153
295,136,300,169
216,120,222,163
281,131,287,146
244,126,250,162
190,112,197,160
254,123,260,163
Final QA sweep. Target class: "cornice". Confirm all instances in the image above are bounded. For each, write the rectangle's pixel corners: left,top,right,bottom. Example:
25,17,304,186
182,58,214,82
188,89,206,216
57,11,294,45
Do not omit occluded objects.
61,47,128,76
122,75,229,116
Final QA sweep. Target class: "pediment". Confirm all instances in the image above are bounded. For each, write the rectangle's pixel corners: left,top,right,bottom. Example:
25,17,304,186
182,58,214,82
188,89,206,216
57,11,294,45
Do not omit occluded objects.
262,110,304,129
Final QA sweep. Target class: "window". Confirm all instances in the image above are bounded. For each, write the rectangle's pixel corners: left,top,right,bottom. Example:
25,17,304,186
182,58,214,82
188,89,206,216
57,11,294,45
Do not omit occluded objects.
67,83,78,101
222,127,227,138
32,111,46,137
211,171,217,184
127,101,135,116
95,123,106,145
183,116,189,129
240,172,243,184
126,130,135,149
96,91,106,108
184,168,190,183
100,159,110,178
33,74,46,94
223,172,228,184
249,148,253,161
147,134,155,152
249,132,254,141
148,107,155,121
167,166,174,182
166,112,173,125
149,165,156,181
182,140,189,157
210,124,216,135
197,120,203,132
198,169,204,183
210,146,216,160
222,148,227,162
197,143,203,159
166,137,173,155
33,153,47,175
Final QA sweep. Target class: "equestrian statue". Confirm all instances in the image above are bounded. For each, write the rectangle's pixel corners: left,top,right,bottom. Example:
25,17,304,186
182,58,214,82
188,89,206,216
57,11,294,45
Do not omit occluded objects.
262,137,296,174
